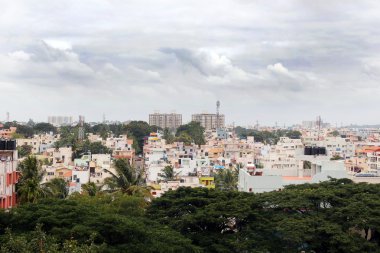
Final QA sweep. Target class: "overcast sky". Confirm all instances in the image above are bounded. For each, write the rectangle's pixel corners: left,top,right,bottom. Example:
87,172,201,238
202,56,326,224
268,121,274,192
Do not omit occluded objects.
1,0,380,126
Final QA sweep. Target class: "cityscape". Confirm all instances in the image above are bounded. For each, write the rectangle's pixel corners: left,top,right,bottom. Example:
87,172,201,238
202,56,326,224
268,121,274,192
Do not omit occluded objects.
1,0,380,252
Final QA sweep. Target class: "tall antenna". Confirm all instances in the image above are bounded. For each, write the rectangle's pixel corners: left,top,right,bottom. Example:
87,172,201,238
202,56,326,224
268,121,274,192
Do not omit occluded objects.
216,100,220,130
78,115,85,141
103,113,106,123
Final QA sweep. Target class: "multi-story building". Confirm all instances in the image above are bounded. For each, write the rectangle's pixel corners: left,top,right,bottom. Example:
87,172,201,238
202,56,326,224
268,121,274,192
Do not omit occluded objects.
105,135,135,161
48,116,73,126
0,140,19,209
17,133,58,154
149,113,182,130
192,113,225,130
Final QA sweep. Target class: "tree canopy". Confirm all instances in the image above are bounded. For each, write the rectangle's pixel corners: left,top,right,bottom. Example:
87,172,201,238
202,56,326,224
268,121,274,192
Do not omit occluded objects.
235,127,302,144
176,121,205,145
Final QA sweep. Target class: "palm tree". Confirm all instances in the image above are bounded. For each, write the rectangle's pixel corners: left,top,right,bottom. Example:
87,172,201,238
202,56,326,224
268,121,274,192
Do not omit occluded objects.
215,168,238,191
17,156,50,204
81,182,101,197
44,178,68,199
103,158,151,197
160,165,179,182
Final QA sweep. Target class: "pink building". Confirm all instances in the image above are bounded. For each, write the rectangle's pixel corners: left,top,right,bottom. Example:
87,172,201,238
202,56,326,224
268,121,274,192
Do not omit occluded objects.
0,140,19,209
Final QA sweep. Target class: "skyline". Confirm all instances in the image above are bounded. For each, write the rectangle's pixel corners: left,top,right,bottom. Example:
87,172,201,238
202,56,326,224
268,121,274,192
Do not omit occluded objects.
1,1,380,125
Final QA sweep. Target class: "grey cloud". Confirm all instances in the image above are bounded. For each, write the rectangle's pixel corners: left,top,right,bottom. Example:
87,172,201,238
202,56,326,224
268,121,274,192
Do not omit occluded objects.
1,0,380,124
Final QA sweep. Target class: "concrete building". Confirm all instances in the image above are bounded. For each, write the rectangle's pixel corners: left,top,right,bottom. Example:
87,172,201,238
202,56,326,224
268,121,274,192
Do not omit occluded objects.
48,116,73,126
149,113,182,130
239,157,348,193
307,137,355,159
192,113,225,130
0,140,19,209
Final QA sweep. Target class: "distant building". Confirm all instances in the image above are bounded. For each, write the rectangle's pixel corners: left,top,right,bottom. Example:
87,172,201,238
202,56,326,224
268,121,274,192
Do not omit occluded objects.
192,113,225,130
48,116,73,126
149,113,182,130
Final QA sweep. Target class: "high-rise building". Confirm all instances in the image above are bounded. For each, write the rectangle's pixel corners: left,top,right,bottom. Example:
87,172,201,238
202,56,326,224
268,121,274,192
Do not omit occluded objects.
149,113,182,130
48,116,73,126
0,140,19,209
191,113,225,130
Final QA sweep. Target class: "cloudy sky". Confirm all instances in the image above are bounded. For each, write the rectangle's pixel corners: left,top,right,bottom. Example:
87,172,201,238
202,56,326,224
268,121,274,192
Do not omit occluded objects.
1,0,380,126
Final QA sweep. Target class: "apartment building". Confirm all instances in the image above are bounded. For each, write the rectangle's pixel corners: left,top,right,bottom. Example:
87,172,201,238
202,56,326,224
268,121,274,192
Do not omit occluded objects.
0,140,19,209
192,113,225,130
48,116,73,126
149,113,182,130
260,137,304,171
309,137,355,158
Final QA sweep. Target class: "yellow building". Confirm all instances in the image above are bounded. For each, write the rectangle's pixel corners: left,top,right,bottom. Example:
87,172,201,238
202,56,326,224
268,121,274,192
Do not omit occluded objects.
199,177,215,189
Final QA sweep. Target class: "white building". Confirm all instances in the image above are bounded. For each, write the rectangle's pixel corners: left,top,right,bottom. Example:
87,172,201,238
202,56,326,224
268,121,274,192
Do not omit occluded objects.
239,156,348,193
48,116,73,126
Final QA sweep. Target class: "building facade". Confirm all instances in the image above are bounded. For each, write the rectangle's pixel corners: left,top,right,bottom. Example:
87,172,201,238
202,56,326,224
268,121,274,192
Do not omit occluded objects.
191,113,225,130
48,116,73,126
0,140,19,209
149,113,182,130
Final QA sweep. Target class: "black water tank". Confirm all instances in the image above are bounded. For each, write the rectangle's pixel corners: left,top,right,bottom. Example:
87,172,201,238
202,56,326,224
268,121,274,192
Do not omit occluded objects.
0,140,6,150
6,140,15,150
319,147,326,155
304,146,312,155
312,147,320,155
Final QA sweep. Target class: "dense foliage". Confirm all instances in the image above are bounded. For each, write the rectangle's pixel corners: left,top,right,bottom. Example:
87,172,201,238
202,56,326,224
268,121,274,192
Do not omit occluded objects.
0,195,198,253
235,127,302,144
176,121,206,145
3,178,380,252
17,144,33,158
148,180,380,253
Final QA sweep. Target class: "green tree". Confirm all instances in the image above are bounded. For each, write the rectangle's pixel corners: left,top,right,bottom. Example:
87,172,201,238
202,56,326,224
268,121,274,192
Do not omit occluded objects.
174,132,192,145
103,158,150,197
81,182,101,197
44,178,69,199
17,144,33,158
0,197,198,252
160,165,179,182
17,156,50,204
125,121,154,155
176,121,205,145
80,141,111,155
34,123,57,134
214,168,238,191
163,128,175,144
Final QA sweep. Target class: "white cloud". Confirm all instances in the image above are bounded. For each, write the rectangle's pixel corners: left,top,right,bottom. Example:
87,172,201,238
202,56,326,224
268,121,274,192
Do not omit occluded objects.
43,39,72,50
267,63,293,77
8,51,32,61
